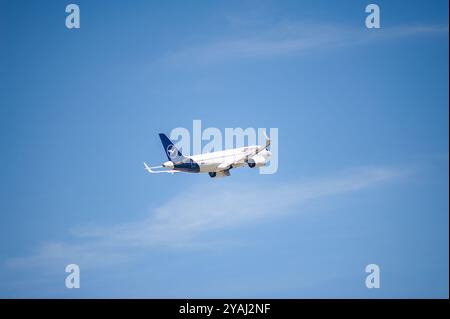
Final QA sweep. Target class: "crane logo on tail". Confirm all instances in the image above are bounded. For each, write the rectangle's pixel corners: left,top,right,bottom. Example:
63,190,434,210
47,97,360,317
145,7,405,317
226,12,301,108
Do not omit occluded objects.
167,144,177,159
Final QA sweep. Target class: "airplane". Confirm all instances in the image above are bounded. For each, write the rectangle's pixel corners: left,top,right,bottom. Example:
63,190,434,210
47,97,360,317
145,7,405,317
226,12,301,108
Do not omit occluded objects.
144,131,271,178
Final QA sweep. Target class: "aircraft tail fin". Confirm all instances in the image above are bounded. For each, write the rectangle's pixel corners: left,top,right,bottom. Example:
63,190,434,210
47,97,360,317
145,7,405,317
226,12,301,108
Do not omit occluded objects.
158,133,186,162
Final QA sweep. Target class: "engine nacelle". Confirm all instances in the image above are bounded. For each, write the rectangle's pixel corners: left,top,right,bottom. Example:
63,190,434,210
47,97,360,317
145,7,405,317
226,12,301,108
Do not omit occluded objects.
247,155,266,168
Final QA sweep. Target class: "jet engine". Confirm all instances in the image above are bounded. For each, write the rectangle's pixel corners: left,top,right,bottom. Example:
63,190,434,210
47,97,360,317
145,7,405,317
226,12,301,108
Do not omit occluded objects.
247,155,266,168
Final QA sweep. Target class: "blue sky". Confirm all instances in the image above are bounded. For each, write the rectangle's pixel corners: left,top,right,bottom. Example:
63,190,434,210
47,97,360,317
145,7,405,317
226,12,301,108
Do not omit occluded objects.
0,0,448,298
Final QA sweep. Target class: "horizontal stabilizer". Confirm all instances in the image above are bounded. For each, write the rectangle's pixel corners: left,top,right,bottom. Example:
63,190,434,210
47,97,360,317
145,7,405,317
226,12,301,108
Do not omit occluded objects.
143,162,179,174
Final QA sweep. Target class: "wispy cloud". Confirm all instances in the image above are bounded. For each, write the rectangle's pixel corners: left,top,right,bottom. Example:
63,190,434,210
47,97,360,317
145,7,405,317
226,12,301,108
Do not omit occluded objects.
5,166,408,270
161,22,448,65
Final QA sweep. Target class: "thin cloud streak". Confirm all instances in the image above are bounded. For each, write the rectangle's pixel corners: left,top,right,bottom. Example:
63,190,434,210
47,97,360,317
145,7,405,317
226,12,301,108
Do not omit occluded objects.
5,166,408,269
161,23,448,65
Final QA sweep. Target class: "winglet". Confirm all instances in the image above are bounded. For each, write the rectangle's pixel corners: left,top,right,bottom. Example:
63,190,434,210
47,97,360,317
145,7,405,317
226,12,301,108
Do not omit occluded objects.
263,128,270,143
257,129,270,153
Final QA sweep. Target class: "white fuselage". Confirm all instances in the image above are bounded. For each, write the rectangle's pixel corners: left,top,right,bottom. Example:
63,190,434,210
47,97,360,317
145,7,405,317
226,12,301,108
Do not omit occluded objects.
146,132,272,177
190,146,270,172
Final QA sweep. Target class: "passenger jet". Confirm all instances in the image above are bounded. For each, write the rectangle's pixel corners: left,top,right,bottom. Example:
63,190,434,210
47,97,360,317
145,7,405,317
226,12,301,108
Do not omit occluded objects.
144,131,271,178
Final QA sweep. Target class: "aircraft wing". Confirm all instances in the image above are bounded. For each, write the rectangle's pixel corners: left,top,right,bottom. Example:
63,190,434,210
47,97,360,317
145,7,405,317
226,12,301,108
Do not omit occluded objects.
216,129,271,171
143,162,180,174
216,151,255,171
217,159,240,170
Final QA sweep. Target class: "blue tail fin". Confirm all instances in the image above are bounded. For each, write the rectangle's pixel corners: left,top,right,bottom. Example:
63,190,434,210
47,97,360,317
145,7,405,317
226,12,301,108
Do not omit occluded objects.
159,133,186,162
